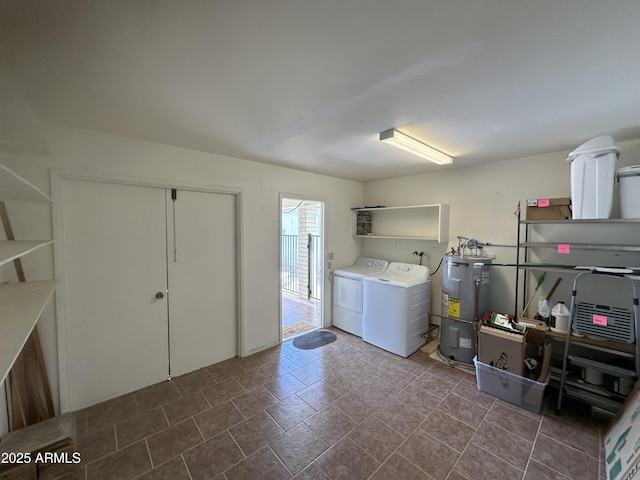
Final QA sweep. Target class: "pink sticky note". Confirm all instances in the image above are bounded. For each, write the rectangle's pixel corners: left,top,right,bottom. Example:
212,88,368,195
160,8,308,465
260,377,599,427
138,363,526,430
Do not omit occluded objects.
538,198,550,207
557,244,571,254
593,314,608,326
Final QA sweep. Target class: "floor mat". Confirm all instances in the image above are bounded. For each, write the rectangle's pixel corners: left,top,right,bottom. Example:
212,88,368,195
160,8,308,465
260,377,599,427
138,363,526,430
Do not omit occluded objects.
292,330,336,350
282,321,315,339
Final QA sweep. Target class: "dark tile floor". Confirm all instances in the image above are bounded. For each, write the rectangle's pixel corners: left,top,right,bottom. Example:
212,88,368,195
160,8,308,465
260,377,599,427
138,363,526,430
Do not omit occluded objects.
44,328,605,479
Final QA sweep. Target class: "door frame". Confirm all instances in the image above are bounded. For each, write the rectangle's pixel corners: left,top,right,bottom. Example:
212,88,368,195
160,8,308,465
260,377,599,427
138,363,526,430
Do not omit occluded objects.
51,169,244,413
278,193,326,341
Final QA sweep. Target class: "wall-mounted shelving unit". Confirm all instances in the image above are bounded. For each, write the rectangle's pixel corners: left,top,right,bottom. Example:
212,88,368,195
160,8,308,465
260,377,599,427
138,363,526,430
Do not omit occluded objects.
0,163,56,386
0,164,53,203
0,281,57,385
353,204,449,243
0,240,54,268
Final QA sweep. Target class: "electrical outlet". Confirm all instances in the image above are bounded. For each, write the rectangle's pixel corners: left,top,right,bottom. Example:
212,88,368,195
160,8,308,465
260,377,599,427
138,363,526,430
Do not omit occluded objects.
327,252,334,260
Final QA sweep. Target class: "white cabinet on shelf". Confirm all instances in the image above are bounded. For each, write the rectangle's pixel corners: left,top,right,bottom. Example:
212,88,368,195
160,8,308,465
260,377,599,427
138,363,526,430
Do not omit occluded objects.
0,163,55,385
353,204,449,242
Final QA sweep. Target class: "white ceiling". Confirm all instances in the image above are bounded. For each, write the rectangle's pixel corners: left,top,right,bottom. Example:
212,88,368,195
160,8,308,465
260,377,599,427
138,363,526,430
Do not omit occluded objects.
1,0,640,182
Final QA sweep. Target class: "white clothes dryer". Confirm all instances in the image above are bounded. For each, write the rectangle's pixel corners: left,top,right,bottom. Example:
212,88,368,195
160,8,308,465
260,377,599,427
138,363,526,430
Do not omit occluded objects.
332,257,388,337
363,262,431,357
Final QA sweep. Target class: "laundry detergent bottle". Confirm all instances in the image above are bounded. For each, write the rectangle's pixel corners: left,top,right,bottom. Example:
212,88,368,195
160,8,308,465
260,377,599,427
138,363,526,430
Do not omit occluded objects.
550,301,570,333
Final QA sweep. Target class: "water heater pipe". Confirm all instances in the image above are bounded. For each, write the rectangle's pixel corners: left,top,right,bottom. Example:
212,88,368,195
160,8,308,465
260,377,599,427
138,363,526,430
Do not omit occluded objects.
474,278,480,322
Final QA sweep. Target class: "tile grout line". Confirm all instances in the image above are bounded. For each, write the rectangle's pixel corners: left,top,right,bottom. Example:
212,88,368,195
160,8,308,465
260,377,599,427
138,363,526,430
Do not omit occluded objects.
265,443,295,478
219,427,249,477
143,438,154,477
535,431,602,476
445,380,496,480
180,454,195,480
599,420,604,480
364,377,459,479
521,397,546,480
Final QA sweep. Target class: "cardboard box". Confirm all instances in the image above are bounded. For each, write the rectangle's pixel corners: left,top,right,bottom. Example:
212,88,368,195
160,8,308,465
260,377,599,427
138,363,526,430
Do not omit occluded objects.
605,380,640,480
526,197,572,220
478,325,527,376
518,317,548,352
518,317,547,331
356,211,372,235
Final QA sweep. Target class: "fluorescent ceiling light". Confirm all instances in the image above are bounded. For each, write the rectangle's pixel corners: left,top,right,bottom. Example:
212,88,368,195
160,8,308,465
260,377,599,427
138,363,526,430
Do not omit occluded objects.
379,128,453,165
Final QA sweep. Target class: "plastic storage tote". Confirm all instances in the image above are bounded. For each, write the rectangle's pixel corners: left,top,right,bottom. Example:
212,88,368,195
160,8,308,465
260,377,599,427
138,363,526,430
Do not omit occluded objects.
566,135,620,219
618,165,640,219
474,356,549,413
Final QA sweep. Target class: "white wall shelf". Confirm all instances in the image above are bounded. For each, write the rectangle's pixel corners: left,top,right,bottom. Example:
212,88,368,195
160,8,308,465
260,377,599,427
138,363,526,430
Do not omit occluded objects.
0,240,54,266
0,280,57,385
353,204,449,243
0,164,53,203
0,163,56,388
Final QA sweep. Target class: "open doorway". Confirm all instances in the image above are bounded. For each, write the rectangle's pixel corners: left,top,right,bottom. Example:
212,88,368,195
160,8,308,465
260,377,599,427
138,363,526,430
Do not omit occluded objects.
280,196,324,340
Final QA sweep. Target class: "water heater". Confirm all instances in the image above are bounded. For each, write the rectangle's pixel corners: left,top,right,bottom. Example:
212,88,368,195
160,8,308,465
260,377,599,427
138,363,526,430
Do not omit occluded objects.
440,254,492,364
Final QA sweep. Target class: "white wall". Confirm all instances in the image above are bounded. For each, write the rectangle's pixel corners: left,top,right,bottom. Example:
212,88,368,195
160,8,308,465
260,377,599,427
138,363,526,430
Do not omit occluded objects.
362,138,640,322
0,122,363,416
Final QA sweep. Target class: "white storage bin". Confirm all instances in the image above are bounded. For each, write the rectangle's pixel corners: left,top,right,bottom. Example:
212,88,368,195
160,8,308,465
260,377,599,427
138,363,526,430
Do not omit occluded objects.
566,135,620,219
618,165,640,219
474,356,549,413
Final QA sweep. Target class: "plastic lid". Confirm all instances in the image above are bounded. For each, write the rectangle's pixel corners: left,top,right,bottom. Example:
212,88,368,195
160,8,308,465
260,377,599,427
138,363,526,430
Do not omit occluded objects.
617,165,640,178
566,135,620,163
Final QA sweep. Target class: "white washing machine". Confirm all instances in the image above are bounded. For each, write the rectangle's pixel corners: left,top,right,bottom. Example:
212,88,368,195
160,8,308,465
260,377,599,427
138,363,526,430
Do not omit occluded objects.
363,262,431,357
332,257,388,337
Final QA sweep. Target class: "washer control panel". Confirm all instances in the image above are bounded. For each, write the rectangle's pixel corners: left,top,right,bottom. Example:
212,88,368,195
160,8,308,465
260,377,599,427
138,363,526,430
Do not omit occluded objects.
385,262,430,280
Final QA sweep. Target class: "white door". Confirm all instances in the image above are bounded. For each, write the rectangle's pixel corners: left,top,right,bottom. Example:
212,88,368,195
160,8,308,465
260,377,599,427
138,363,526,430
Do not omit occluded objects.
167,189,237,377
62,180,169,410
60,180,237,410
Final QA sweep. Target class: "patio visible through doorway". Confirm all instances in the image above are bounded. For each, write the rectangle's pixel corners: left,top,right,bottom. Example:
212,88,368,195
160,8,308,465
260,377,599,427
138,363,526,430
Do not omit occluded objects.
281,291,320,339
281,197,324,340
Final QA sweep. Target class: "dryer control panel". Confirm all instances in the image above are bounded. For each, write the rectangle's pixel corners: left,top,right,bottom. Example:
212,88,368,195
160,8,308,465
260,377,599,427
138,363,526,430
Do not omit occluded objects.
354,257,388,270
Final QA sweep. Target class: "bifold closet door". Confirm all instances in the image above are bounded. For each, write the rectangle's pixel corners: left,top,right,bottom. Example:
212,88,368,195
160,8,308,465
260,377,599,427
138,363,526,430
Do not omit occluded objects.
62,180,169,410
166,189,237,377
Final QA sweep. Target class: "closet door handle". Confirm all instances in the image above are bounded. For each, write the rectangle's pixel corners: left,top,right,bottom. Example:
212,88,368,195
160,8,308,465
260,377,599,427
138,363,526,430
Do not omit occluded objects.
155,291,165,300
